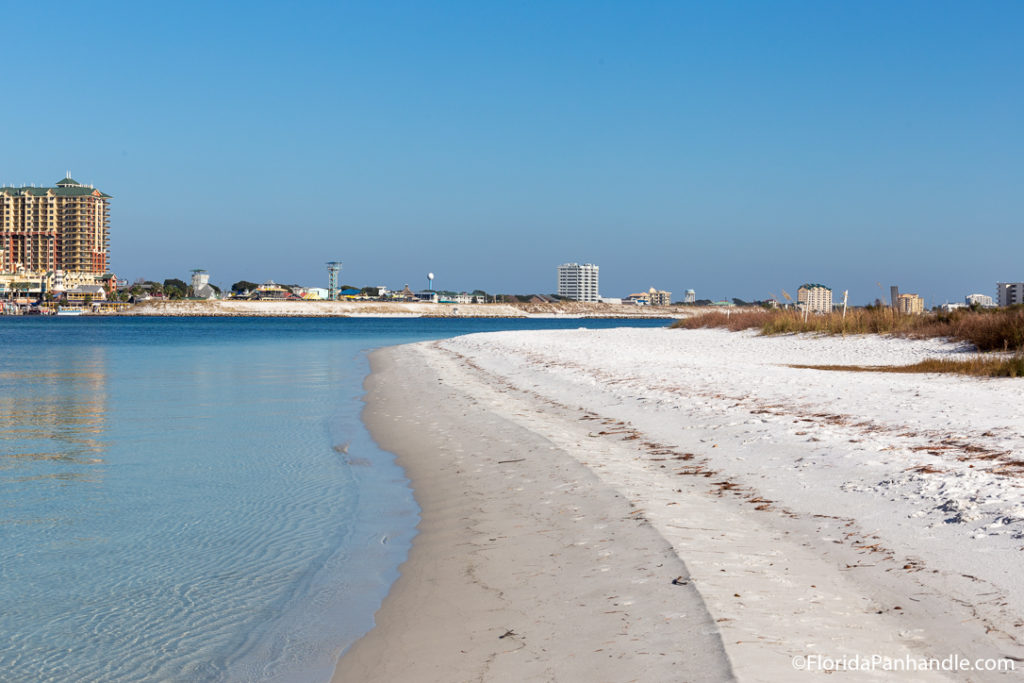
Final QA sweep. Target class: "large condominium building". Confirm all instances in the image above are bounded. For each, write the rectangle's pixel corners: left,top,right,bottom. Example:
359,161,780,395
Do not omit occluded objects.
896,293,925,314
648,288,671,306
625,287,672,306
997,282,1024,307
797,283,832,314
557,263,600,302
0,175,111,275
965,293,995,308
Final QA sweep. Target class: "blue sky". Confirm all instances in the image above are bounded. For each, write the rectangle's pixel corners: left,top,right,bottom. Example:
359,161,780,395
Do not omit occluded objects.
3,1,1021,304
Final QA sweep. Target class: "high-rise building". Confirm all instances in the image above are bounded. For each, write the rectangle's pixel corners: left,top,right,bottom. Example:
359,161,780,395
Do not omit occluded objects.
997,283,1024,307
557,263,600,302
965,293,995,308
896,293,925,314
798,283,832,314
0,175,111,276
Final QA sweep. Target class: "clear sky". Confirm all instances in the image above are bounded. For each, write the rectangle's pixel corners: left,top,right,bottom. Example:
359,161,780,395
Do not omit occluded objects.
3,1,1021,304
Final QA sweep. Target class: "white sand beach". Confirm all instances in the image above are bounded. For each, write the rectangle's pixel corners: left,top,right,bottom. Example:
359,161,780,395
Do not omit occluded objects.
335,328,1024,682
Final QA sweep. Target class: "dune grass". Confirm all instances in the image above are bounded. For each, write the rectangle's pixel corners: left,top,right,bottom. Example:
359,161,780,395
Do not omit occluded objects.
671,306,1024,352
790,353,1024,378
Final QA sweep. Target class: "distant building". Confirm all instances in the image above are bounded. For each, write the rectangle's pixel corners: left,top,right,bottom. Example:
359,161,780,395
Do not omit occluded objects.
896,293,925,314
624,292,650,305
647,287,671,306
557,263,600,302
0,270,46,302
797,284,832,314
940,302,968,312
684,289,696,304
1,174,111,275
297,287,329,300
253,281,289,299
997,283,1024,307
64,284,106,305
190,270,216,300
625,287,671,306
436,292,474,304
965,293,995,308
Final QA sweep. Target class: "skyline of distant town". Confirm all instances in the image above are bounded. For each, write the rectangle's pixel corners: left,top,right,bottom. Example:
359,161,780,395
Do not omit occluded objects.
1,173,1018,310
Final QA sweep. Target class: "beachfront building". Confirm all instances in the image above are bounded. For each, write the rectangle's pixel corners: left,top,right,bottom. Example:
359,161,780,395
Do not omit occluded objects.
647,287,671,306
64,284,106,305
252,281,290,299
557,263,600,302
624,287,672,306
297,287,329,300
797,284,832,314
0,175,111,275
997,282,1024,307
965,293,995,308
624,292,650,305
190,270,217,299
0,270,46,302
895,293,925,314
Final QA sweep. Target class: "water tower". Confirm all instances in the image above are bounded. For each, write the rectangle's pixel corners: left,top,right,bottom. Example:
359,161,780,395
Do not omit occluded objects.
427,272,434,291
327,261,342,300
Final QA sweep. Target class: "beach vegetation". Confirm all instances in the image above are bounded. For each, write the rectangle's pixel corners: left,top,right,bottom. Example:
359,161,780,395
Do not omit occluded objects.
671,306,1024,352
163,278,188,299
231,280,259,293
791,353,1024,378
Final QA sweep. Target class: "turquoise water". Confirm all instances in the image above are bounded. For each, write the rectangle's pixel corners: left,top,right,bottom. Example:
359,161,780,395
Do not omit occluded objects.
0,317,668,682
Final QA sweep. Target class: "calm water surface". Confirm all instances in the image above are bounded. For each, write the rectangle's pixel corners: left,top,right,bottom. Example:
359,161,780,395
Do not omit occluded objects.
0,316,668,682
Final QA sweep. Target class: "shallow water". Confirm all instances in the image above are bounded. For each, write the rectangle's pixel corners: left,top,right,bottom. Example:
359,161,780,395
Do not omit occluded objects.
0,316,668,681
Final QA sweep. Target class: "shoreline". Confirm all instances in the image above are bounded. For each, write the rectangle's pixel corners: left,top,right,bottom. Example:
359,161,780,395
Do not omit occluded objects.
332,344,733,682
102,299,692,319
333,328,1024,681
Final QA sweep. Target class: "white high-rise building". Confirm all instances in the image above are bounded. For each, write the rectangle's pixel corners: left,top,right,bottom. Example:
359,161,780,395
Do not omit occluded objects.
798,283,832,314
997,283,1024,307
557,263,600,302
965,293,995,308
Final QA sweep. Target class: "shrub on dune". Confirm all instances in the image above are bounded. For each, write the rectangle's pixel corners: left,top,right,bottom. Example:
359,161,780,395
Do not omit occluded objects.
671,306,1024,352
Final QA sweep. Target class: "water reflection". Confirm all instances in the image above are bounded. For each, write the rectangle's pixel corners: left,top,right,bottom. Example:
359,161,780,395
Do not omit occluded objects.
0,348,108,472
